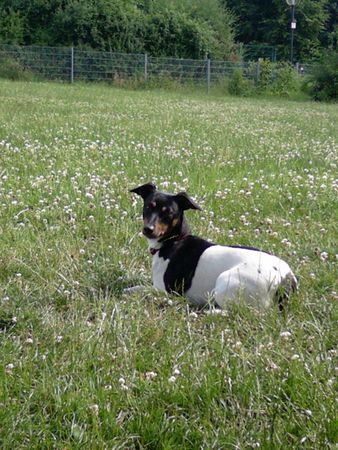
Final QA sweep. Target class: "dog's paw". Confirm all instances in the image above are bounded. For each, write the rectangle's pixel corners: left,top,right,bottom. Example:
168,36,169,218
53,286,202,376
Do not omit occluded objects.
122,285,144,295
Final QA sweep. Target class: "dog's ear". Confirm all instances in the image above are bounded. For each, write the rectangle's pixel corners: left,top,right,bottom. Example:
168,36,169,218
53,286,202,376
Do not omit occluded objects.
174,192,201,211
130,182,156,200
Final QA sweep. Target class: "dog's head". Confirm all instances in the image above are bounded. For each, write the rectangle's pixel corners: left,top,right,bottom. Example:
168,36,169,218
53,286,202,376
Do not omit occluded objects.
130,182,201,241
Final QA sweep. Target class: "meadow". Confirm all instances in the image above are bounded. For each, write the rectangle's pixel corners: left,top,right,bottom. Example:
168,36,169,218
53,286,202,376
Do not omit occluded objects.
0,80,337,449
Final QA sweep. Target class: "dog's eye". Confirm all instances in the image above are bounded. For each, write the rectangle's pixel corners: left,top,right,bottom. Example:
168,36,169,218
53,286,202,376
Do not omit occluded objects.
145,202,156,211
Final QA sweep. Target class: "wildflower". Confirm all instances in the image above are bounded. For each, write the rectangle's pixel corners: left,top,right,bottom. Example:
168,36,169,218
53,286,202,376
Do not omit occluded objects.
291,354,300,361
5,363,14,372
331,291,338,300
320,252,328,261
118,377,129,391
168,376,176,384
280,331,292,341
90,404,99,416
266,361,279,371
145,371,157,381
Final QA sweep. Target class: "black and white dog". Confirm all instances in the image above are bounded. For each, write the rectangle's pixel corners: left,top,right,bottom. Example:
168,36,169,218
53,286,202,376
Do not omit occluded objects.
130,182,297,309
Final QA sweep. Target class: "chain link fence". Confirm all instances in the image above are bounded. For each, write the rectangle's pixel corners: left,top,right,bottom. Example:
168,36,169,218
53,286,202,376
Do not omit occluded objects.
0,44,315,89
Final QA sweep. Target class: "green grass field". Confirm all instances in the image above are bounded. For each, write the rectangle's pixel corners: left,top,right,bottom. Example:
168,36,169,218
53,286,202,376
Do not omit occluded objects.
0,80,337,449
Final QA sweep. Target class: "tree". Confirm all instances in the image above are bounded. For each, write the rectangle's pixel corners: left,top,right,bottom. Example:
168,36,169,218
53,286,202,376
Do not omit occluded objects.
0,0,236,59
225,0,330,61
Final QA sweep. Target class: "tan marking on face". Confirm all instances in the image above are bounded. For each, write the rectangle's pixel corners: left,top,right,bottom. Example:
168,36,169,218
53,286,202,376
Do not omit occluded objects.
150,201,156,208
172,218,179,227
154,220,169,237
162,206,168,212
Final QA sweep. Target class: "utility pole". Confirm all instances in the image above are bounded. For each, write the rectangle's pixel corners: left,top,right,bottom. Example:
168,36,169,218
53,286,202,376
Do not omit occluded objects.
286,0,297,64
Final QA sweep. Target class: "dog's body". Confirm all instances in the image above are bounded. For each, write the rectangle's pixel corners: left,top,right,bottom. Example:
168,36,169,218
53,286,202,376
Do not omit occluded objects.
131,183,297,309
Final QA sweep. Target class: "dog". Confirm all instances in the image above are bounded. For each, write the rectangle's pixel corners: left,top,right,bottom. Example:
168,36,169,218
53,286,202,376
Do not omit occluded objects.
130,182,297,309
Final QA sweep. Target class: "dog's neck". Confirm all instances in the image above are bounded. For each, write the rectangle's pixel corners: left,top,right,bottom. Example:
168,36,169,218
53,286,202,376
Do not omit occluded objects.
147,216,190,255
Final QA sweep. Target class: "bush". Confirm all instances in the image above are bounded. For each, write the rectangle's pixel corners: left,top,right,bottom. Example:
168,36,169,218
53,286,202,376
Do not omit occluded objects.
256,59,273,92
303,50,338,101
273,63,300,97
228,68,253,96
0,57,36,81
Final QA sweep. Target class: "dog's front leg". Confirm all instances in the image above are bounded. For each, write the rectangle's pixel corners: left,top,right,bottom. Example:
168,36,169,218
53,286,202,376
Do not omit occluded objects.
122,285,145,295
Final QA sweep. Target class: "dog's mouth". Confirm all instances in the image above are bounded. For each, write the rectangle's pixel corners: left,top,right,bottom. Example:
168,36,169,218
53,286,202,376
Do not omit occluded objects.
143,221,169,239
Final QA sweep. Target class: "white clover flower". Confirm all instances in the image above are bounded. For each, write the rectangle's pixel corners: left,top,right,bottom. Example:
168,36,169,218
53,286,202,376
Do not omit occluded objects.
291,354,300,361
280,331,292,341
267,361,279,371
320,252,328,261
145,371,157,381
90,404,99,416
168,376,176,384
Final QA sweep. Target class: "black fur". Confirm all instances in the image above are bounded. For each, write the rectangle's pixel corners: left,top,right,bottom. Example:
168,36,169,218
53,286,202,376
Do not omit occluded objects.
159,236,214,294
130,182,296,308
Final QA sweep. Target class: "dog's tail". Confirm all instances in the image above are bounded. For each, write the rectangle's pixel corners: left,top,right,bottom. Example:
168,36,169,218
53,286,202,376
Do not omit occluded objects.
276,271,298,311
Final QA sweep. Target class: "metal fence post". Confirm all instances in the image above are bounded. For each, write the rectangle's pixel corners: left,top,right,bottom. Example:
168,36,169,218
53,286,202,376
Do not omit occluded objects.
206,59,211,93
256,60,261,84
144,53,148,83
70,46,74,83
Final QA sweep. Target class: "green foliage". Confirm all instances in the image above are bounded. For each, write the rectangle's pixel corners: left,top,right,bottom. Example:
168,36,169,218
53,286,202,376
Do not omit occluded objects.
273,62,300,97
303,50,338,101
0,0,236,60
226,0,330,61
227,62,302,98
228,68,247,96
0,8,25,44
0,56,36,81
256,59,273,92
228,68,253,96
142,10,210,59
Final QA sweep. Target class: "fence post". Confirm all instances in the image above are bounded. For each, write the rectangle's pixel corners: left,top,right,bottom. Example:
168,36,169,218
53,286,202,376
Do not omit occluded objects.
70,46,74,83
206,59,211,93
144,53,148,83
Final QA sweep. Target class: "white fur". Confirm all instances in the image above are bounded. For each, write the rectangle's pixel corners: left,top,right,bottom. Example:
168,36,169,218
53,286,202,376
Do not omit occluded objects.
152,253,169,291
148,242,296,309
147,238,169,291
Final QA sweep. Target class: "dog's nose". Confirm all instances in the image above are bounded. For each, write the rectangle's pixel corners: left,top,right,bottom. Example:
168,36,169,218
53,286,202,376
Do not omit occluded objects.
143,224,155,236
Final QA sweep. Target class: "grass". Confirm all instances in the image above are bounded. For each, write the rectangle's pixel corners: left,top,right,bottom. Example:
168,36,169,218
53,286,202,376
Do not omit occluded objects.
0,79,337,449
